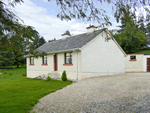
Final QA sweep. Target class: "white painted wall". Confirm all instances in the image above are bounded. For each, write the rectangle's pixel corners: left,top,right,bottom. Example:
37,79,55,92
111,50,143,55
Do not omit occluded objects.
27,51,82,80
27,55,54,78
57,52,82,80
87,27,97,33
125,54,144,72
81,31,125,76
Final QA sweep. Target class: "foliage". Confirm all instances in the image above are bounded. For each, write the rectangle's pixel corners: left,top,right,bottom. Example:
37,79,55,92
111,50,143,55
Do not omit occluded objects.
32,36,46,50
114,23,146,53
114,4,136,32
0,0,46,59
0,67,72,113
13,52,26,68
113,4,150,53
47,76,51,81
61,70,67,81
0,50,15,69
1,0,150,58
1,0,149,41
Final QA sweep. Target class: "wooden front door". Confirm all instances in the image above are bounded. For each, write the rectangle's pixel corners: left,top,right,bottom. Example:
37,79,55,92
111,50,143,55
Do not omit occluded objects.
147,58,150,72
54,54,57,71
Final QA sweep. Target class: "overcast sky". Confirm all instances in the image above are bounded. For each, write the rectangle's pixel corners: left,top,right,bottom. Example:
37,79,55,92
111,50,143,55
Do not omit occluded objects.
11,0,123,41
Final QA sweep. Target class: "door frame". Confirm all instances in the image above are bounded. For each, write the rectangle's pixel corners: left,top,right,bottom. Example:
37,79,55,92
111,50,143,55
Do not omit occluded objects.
54,54,58,71
146,58,150,72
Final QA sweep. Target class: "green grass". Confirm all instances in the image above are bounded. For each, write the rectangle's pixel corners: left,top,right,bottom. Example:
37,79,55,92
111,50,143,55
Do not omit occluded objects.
0,67,72,113
134,50,150,54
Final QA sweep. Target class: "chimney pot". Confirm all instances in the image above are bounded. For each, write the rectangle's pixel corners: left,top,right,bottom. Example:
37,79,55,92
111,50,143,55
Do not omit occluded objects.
61,33,71,39
86,25,97,33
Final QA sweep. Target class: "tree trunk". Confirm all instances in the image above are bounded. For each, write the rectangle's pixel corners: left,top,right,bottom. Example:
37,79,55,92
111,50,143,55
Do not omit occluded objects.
17,65,19,68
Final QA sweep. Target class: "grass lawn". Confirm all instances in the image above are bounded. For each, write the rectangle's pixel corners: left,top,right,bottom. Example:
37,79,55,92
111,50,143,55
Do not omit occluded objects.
134,50,150,54
0,67,72,113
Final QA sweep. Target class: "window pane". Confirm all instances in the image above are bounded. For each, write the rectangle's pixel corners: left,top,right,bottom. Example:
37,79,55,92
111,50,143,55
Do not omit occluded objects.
44,56,47,59
65,53,72,64
44,60,47,64
70,58,72,63
30,57,34,64
130,56,136,59
66,57,72,64
66,57,70,64
31,59,34,64
43,56,47,64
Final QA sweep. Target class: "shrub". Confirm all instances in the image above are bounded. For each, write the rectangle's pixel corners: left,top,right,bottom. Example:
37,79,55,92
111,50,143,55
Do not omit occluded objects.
47,76,51,81
4,72,7,74
22,74,26,76
61,70,67,81
10,73,12,76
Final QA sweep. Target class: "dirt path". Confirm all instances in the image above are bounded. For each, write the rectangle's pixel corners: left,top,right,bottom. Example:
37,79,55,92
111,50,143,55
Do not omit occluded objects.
31,73,150,113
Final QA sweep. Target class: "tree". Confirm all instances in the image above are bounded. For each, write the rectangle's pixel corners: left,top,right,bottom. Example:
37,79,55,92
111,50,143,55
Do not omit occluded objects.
13,52,26,68
1,0,150,56
113,4,149,53
114,23,146,53
32,36,46,50
0,24,41,68
39,37,46,47
114,4,136,32
0,50,15,69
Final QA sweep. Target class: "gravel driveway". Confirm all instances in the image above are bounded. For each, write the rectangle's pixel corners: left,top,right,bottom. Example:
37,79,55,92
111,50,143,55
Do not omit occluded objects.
31,73,150,113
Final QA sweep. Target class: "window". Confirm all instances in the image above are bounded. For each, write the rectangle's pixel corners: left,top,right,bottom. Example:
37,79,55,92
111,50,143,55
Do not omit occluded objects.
130,55,136,61
130,56,136,60
65,53,72,64
30,57,34,65
42,55,47,64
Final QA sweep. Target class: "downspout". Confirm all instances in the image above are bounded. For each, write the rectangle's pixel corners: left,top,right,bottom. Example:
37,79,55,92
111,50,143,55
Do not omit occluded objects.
74,49,78,81
76,52,78,81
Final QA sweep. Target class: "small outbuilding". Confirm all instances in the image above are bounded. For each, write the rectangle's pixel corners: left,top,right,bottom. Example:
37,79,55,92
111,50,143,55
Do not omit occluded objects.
125,54,150,72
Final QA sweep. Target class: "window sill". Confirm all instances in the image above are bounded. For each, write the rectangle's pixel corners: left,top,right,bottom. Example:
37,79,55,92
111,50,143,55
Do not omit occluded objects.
129,59,137,61
63,64,73,66
41,64,48,66
29,64,34,66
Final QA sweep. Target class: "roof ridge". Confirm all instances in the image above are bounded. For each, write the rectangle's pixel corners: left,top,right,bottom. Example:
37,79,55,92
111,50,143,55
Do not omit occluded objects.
47,29,103,44
36,29,103,53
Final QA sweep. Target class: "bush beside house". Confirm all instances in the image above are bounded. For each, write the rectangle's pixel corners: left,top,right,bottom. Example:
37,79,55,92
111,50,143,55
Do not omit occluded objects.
61,70,67,81
47,76,51,81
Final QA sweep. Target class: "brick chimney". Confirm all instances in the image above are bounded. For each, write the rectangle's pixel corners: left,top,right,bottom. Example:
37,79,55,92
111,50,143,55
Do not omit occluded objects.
86,25,97,33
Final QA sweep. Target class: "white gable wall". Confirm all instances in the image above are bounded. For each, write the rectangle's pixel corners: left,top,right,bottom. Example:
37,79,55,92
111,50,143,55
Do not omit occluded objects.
81,31,125,78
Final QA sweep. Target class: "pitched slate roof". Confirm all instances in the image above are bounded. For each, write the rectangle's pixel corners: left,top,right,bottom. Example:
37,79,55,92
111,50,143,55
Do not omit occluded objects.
36,29,104,53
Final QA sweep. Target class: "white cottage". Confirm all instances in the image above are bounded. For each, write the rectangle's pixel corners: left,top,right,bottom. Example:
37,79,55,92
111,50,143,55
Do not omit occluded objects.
27,25,126,80
126,54,150,72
